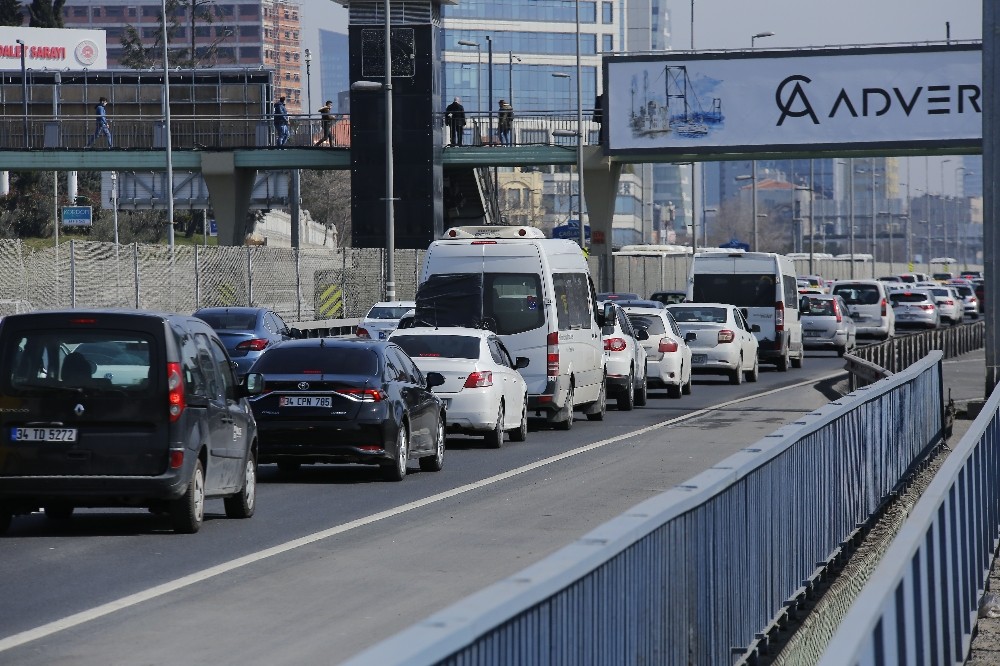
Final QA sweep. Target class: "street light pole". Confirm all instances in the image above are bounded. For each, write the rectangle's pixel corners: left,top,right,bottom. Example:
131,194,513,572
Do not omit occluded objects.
304,48,313,130
383,0,395,301
161,0,175,250
15,39,27,148
574,0,585,251
955,166,967,265
848,158,855,278
808,159,815,275
941,158,952,260
508,52,521,107
457,40,482,142
748,32,772,252
870,158,877,278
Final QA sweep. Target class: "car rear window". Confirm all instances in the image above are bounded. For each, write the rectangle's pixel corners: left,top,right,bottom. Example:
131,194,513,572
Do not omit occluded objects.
392,335,481,359
668,306,727,323
833,284,881,305
367,306,412,320
196,311,259,330
890,292,931,305
626,314,666,335
252,347,378,375
5,330,154,393
804,298,835,316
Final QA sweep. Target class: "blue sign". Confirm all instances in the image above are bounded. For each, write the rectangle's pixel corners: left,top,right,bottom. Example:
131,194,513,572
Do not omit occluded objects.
552,220,590,243
61,206,93,227
718,238,750,251
209,219,218,237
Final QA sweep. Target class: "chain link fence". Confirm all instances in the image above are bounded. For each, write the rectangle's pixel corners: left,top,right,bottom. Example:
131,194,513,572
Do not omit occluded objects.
0,240,425,323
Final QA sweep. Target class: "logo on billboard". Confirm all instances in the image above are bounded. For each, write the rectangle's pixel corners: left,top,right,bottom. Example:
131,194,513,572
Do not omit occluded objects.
75,40,98,66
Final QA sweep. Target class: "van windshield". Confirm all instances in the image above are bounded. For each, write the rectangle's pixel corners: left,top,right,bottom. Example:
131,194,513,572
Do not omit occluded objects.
832,284,881,305
5,331,154,394
415,273,545,335
692,273,777,308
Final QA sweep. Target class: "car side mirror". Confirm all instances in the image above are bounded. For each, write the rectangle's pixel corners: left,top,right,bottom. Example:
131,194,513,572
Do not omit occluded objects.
740,307,749,320
751,324,761,333
635,329,649,341
684,331,696,343
599,302,615,327
241,372,265,396
514,356,530,369
425,371,446,389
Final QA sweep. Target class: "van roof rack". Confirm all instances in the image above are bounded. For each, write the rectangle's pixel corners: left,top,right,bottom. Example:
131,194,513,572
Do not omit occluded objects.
443,226,546,239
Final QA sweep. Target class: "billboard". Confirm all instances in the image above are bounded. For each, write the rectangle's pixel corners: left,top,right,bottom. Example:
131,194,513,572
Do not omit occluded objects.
604,44,981,156
0,26,107,71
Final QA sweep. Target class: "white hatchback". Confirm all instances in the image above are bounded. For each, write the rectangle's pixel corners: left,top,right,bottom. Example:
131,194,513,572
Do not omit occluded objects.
599,301,649,411
623,306,692,399
357,301,417,340
389,327,529,448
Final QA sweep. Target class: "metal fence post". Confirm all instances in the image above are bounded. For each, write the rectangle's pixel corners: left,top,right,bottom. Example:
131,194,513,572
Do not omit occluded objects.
246,246,253,306
295,247,302,321
133,242,140,309
69,239,76,309
194,244,201,309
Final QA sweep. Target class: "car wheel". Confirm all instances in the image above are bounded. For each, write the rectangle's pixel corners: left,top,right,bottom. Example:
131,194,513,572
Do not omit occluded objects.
276,459,301,474
170,459,205,534
44,504,74,523
617,370,635,411
791,349,804,369
746,354,760,382
509,397,528,442
776,350,789,372
382,424,409,481
667,379,682,399
682,369,692,395
730,358,743,385
555,384,575,430
836,344,847,357
634,373,648,406
224,452,257,519
485,402,505,449
586,379,607,421
420,416,446,471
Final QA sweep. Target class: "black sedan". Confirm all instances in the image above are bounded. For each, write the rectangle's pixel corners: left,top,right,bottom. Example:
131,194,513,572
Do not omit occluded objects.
247,338,446,481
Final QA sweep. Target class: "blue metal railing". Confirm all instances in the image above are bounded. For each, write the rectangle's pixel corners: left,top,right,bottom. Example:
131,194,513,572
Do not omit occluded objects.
817,367,1000,666
343,352,945,666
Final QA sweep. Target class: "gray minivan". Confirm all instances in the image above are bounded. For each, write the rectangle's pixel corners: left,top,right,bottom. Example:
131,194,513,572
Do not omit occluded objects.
0,309,264,534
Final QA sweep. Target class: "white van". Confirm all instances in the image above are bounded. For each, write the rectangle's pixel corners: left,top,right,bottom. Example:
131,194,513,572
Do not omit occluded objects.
687,250,804,371
417,226,607,429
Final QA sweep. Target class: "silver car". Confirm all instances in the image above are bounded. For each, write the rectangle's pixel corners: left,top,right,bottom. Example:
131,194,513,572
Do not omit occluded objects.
801,295,857,356
666,303,760,384
890,290,939,329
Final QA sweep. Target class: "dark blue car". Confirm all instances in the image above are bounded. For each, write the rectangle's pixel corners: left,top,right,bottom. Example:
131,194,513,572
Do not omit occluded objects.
194,307,299,377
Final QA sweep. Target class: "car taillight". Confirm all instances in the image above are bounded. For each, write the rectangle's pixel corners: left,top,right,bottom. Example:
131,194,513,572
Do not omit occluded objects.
943,299,954,306
464,371,493,388
236,338,268,351
169,449,184,469
775,301,785,331
717,329,735,344
547,331,559,376
337,388,384,402
167,361,185,422
919,304,935,311
604,337,627,352
833,299,842,323
659,339,679,353
881,298,887,316
356,327,370,339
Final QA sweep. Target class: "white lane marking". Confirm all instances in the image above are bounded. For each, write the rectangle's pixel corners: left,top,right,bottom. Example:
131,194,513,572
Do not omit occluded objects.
943,357,984,365
0,371,845,653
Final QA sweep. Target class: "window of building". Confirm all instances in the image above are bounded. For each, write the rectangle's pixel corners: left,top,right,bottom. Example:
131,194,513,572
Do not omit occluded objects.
105,6,123,17
602,34,613,52
93,7,101,16
142,28,159,39
142,7,158,17
240,26,259,38
73,7,87,16
241,46,260,60
602,1,613,23
218,4,235,17
240,4,259,18
128,8,136,17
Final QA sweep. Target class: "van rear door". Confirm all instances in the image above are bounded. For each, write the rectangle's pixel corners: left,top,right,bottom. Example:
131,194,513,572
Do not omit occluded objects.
691,256,780,346
0,313,168,477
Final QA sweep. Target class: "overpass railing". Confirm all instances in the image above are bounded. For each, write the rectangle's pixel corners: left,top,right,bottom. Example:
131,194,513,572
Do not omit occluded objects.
846,320,986,389
818,367,1000,666
344,352,945,666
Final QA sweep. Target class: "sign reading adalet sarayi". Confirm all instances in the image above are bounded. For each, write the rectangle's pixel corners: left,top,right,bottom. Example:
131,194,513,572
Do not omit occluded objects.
603,44,981,155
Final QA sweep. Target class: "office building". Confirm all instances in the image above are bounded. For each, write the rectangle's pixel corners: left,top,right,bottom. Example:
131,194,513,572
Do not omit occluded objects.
318,29,350,113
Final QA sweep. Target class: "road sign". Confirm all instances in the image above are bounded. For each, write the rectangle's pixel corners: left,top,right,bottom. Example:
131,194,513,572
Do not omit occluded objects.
61,206,92,227
209,219,218,237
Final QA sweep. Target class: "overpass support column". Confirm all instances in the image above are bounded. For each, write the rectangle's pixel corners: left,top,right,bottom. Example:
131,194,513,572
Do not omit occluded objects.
200,152,256,246
582,145,621,291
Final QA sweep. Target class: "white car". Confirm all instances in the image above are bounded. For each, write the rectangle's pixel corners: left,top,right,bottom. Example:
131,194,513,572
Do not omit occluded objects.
666,303,760,385
356,301,416,340
599,301,649,410
623,306,692,399
926,286,963,325
389,327,529,448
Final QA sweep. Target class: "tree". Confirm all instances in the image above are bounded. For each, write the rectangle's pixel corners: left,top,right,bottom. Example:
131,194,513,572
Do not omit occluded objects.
119,0,187,70
300,170,352,246
27,0,62,27
0,0,23,26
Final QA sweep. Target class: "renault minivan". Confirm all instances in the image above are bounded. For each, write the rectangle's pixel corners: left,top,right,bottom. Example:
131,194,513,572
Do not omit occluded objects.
0,310,263,534
416,226,607,429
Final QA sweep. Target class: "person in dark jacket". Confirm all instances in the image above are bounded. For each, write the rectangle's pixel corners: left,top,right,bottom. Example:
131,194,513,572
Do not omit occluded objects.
497,99,513,146
85,97,112,149
273,96,290,146
445,97,466,146
315,100,335,147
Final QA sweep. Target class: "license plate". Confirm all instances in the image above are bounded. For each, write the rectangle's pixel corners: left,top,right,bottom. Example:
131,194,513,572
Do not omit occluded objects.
11,427,78,442
378,331,387,340
279,396,332,408
440,398,451,409
803,330,821,337
691,354,708,364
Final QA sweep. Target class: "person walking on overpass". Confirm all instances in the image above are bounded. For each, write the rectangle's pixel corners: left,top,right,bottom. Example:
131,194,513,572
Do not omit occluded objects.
497,99,513,146
85,97,112,149
315,100,335,147
273,96,290,147
445,97,466,146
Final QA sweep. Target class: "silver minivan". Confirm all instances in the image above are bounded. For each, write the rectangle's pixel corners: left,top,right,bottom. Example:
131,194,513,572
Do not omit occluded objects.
830,280,895,339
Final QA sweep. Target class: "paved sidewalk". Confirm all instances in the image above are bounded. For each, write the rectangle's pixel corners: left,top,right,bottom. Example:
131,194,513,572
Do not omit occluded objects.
941,347,988,413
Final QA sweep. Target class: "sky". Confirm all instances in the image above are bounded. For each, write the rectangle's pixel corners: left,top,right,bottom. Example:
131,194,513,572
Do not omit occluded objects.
301,0,984,195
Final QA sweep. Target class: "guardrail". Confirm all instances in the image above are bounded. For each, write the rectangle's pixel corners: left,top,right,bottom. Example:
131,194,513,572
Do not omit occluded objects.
817,360,1000,666
846,320,986,390
344,352,945,666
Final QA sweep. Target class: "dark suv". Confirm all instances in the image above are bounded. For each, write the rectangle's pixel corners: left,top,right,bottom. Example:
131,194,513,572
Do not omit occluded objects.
0,310,264,534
